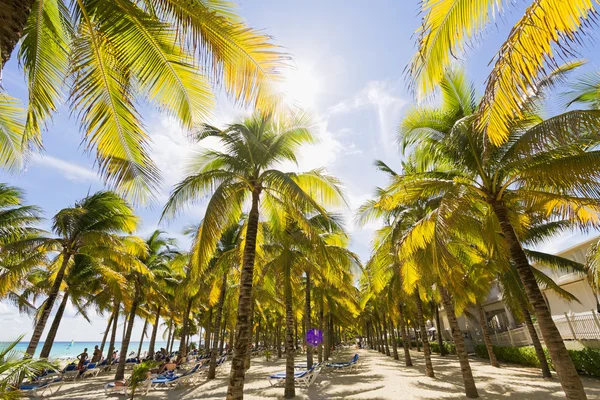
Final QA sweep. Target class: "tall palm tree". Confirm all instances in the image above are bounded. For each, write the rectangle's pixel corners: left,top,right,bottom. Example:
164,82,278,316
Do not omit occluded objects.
25,191,142,358
410,1,596,146
162,112,345,399
392,69,600,399
0,0,287,199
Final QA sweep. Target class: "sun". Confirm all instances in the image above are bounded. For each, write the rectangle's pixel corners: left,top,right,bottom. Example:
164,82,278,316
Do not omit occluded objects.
279,63,319,109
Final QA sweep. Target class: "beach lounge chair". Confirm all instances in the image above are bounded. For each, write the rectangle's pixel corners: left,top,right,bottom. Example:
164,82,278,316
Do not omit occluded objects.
19,378,63,397
152,363,202,389
104,378,151,396
61,364,79,380
32,368,62,383
81,362,101,378
268,363,321,387
326,353,359,371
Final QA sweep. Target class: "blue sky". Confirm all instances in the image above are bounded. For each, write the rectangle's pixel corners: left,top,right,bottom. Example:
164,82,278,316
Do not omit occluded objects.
1,0,598,342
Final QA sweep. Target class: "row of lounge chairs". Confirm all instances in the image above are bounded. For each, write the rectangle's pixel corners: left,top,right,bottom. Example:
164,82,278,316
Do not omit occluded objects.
104,355,227,396
268,353,360,388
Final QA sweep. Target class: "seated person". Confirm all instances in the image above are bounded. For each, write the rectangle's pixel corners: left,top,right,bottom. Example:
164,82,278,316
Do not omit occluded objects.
157,358,178,374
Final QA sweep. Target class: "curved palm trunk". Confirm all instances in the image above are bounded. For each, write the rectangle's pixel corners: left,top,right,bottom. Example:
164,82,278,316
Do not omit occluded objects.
413,321,421,352
178,298,193,361
227,188,261,400
440,287,479,398
388,314,399,360
522,302,552,378
476,303,499,368
39,292,70,359
26,253,71,357
397,301,412,366
209,273,228,379
106,301,120,366
115,296,139,381
283,263,295,399
165,319,172,355
318,299,323,363
137,319,148,359
304,271,313,369
205,308,212,353
147,305,161,360
99,311,114,360
492,201,585,399
414,287,434,377
434,303,446,356
0,0,35,66
276,314,282,359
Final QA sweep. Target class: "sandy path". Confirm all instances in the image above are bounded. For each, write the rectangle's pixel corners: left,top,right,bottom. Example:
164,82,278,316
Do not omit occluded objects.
48,348,600,399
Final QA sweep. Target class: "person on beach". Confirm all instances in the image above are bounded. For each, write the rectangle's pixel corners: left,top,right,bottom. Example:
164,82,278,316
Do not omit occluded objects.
77,348,89,375
91,345,101,362
158,358,178,374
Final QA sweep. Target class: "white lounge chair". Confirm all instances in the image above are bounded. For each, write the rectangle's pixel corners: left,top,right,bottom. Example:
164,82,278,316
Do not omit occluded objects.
81,362,101,378
19,378,63,397
326,353,359,371
61,364,79,380
268,363,321,387
104,379,151,396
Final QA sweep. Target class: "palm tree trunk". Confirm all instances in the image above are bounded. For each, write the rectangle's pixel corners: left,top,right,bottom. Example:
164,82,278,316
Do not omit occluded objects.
440,287,479,398
137,319,148,359
25,253,71,357
414,286,434,377
166,319,172,355
318,298,323,363
99,310,114,360
205,308,212,353
434,303,446,356
178,298,193,361
226,188,261,400
522,302,552,378
492,200,585,399
477,303,499,368
39,292,69,359
283,263,295,399
304,271,313,369
413,321,421,352
115,295,139,381
324,313,331,361
147,305,161,360
0,0,35,66
209,273,228,379
396,301,413,366
106,301,120,365
388,314,399,360
219,325,226,354
381,313,391,356
276,313,282,359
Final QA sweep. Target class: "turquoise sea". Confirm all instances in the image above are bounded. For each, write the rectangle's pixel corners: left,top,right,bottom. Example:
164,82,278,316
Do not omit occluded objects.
2,341,176,360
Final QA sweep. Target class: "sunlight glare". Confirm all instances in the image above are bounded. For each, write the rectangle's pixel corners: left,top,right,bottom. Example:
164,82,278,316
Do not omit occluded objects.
279,64,319,109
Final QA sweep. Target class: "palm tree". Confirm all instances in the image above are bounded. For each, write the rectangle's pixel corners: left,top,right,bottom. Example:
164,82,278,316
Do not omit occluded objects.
410,1,597,146
0,335,55,397
25,191,142,358
0,0,287,200
392,69,600,399
162,112,345,399
0,183,45,302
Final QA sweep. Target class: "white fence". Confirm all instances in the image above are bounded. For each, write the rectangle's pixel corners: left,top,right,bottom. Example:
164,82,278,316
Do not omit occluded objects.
471,310,600,347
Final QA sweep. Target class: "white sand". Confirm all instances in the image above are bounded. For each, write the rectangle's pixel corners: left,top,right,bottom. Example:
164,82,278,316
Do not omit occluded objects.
49,348,600,399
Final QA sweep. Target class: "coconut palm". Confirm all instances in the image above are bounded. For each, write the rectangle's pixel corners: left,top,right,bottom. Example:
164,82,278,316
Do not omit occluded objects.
410,1,597,146
0,0,286,199
0,335,56,398
162,112,345,399
24,191,143,358
390,68,600,399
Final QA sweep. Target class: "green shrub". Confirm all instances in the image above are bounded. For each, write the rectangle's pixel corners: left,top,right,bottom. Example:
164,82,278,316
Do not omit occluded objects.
474,344,600,377
429,341,456,355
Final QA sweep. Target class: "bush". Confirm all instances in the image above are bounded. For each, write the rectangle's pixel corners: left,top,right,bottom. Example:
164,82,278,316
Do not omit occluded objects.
474,344,600,377
429,341,456,355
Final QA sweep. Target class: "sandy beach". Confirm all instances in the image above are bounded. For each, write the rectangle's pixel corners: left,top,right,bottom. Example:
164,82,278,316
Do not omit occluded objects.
46,348,600,399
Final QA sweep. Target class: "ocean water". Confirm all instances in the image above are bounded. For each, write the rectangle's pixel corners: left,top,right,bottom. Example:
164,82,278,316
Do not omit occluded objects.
2,341,176,361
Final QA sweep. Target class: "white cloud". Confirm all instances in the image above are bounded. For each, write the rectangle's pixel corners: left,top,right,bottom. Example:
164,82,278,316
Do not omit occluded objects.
30,154,100,183
327,80,407,156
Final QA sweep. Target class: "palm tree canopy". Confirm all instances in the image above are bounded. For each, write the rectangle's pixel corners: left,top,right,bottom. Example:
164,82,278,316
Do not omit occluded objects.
4,0,288,202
